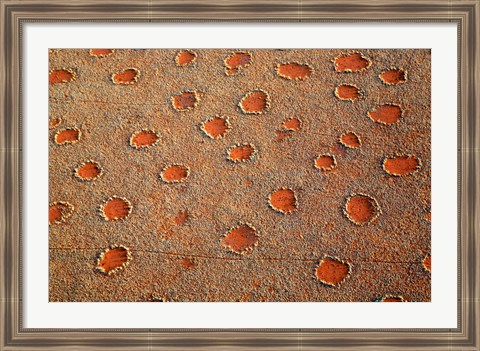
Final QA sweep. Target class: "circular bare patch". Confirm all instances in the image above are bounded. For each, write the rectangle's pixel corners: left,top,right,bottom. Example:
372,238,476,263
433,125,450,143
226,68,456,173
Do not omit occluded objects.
383,155,421,176
344,194,381,226
379,68,407,85
49,68,77,84
49,201,74,225
379,295,406,302
333,52,371,72
75,161,102,181
335,84,361,101
423,254,431,272
129,130,160,149
283,117,301,131
96,245,132,275
49,117,62,129
268,188,297,214
100,196,132,221
368,104,402,125
111,68,140,85
315,256,351,287
339,131,361,148
221,223,259,255
89,49,115,57
161,164,190,183
176,50,197,66
224,52,252,75
172,91,200,111
201,116,230,139
315,154,337,171
276,62,313,80
54,127,81,145
238,90,270,114
227,144,256,163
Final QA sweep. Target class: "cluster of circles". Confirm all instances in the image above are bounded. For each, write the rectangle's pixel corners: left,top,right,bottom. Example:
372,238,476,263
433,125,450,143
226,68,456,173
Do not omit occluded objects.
49,49,430,299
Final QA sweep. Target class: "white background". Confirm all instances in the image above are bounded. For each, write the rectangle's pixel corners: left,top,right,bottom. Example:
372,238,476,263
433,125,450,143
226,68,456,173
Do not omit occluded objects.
24,23,457,328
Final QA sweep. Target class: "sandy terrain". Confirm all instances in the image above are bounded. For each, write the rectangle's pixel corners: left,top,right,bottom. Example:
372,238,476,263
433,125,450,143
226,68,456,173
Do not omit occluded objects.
49,49,431,302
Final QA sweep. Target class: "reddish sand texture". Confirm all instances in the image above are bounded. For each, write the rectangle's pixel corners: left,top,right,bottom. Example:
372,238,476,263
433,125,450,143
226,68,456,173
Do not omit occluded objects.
172,91,198,111
49,49,431,302
335,85,360,100
49,202,73,225
340,132,361,148
334,53,370,72
176,50,196,66
315,257,350,286
202,117,229,138
102,197,131,221
228,144,255,162
130,130,159,148
368,104,402,124
90,49,114,57
383,156,420,176
239,90,269,114
97,247,129,274
161,165,189,183
49,69,75,84
55,128,79,144
345,195,379,225
380,69,407,85
76,162,101,180
315,155,336,171
277,63,312,80
112,68,138,84
225,52,252,75
221,224,259,254
283,118,301,131
269,189,296,213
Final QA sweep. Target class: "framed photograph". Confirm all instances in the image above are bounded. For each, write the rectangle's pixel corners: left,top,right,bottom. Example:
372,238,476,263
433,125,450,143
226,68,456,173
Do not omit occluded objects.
1,0,479,350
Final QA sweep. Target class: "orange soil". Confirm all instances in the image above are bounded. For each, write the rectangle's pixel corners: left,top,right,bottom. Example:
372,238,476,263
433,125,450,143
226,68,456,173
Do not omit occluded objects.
49,118,61,129
131,131,159,148
368,104,402,124
277,63,312,80
49,69,75,84
203,117,229,138
382,296,404,302
315,257,350,286
383,156,420,176
181,258,195,268
269,189,296,213
172,92,198,111
176,50,196,66
225,52,251,75
334,53,370,72
55,129,79,144
380,69,406,85
335,85,360,100
97,247,129,274
174,210,188,225
275,130,292,141
283,117,301,131
76,162,101,180
90,49,114,57
340,132,361,148
239,91,268,114
315,155,336,171
425,212,431,222
228,144,255,162
221,224,259,254
49,202,72,224
112,68,138,84
345,195,378,225
161,165,189,183
423,255,431,272
102,198,131,220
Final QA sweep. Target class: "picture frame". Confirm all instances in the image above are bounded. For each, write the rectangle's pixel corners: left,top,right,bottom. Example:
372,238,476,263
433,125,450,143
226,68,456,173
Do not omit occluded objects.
1,0,479,349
